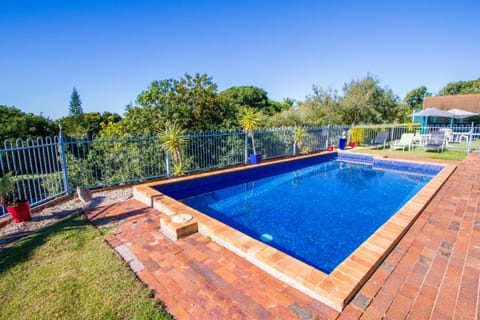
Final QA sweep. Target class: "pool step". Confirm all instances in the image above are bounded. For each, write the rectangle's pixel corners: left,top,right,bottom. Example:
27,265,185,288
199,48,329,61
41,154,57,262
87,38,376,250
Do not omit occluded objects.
336,152,373,164
160,214,198,241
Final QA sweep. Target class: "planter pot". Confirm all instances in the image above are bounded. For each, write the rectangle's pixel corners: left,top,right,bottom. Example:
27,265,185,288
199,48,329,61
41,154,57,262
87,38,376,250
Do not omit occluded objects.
349,142,356,148
249,153,262,164
7,201,32,223
327,146,334,151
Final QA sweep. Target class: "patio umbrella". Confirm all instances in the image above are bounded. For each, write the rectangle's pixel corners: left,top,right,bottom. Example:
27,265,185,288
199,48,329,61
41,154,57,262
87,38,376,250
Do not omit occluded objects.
411,107,456,128
412,108,454,118
447,108,480,119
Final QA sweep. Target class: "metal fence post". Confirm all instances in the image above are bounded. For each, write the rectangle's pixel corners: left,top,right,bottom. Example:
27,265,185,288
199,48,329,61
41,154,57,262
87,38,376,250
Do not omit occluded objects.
166,154,171,178
326,125,330,149
467,122,474,153
244,130,248,164
58,125,71,194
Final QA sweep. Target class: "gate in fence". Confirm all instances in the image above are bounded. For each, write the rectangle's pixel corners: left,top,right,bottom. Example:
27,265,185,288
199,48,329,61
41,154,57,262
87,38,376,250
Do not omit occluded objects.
0,136,66,216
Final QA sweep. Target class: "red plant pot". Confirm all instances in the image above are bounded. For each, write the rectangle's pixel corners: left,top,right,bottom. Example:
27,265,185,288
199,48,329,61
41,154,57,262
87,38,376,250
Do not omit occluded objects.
327,146,334,151
349,142,356,148
7,201,32,223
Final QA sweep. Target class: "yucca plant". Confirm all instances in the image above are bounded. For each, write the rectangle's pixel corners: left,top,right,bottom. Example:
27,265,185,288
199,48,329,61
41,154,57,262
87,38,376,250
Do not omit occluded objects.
293,126,307,155
159,122,188,175
239,107,261,155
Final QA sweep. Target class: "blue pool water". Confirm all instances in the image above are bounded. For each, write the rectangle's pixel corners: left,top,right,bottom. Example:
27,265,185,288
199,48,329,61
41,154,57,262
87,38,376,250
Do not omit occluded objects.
158,155,440,273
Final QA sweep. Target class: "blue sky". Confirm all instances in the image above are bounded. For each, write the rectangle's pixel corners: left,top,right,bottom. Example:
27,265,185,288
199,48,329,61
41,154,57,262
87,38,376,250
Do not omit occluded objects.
1,0,479,120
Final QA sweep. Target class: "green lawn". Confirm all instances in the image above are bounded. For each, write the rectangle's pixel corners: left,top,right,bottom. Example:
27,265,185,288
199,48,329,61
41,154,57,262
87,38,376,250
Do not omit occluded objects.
0,213,173,320
352,146,467,161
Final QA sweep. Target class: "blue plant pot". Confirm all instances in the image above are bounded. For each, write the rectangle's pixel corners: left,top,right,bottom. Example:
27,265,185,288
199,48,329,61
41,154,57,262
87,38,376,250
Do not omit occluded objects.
249,153,262,164
339,138,346,150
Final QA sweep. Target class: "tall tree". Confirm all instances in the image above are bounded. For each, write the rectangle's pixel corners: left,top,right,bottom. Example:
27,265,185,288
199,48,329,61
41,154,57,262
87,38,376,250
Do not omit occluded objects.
338,75,399,124
302,86,341,125
221,86,268,110
134,73,237,131
68,87,83,116
265,86,340,127
220,86,288,116
404,86,432,109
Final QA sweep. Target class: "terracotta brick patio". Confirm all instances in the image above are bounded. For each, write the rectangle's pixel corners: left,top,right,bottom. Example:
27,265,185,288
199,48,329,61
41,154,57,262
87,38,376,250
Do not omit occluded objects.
87,153,480,319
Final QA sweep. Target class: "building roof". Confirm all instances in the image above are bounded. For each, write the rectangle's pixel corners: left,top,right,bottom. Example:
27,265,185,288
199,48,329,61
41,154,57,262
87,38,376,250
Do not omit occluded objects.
423,94,480,113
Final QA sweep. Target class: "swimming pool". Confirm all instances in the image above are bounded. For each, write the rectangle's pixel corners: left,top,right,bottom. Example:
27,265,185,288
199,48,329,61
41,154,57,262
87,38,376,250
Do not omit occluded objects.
180,159,434,273
134,152,455,310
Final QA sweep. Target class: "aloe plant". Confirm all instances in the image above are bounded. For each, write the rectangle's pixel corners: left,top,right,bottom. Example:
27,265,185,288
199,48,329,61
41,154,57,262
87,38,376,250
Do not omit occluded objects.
239,107,261,154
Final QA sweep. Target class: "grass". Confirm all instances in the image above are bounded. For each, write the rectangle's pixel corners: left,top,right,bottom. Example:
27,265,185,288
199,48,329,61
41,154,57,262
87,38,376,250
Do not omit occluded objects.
352,146,467,161
0,213,173,320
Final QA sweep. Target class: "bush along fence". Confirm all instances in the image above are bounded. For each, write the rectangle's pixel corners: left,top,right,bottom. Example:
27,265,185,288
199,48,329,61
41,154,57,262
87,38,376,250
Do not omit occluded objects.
1,123,478,218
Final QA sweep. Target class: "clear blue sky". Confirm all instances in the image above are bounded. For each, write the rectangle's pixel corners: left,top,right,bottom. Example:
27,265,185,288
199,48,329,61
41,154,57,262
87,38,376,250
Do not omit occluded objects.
1,0,479,120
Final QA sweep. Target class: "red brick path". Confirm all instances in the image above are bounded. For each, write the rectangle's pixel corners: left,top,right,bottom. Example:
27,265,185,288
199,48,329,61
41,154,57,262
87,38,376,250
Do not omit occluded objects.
88,153,480,319
340,153,480,319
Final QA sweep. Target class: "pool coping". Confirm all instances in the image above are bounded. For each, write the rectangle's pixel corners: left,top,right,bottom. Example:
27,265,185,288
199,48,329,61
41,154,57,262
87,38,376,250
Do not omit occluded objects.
133,151,456,311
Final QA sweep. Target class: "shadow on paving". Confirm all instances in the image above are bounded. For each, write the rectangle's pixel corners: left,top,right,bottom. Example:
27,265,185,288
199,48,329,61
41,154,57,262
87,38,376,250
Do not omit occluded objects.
90,196,108,207
87,205,153,228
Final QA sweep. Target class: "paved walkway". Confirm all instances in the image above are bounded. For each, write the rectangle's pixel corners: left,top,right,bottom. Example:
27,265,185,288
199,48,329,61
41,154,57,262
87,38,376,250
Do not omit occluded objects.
87,153,480,319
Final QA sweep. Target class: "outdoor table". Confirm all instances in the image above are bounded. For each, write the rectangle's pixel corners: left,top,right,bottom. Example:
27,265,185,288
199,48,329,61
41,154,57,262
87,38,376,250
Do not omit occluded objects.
412,134,429,147
452,132,469,143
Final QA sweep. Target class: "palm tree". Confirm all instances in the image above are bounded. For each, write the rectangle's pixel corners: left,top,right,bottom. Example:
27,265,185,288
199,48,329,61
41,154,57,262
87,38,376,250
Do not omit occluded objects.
239,107,261,155
159,122,187,174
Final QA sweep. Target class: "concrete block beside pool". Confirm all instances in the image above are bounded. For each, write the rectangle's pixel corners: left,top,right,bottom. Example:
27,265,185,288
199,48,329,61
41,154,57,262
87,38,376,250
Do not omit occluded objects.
133,151,456,311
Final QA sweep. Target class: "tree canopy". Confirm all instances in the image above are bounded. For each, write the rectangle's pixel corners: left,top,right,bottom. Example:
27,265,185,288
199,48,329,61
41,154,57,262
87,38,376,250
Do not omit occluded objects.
0,105,57,141
4,74,480,143
438,77,480,95
404,86,431,109
338,75,399,125
57,112,122,138
267,75,403,127
133,73,238,131
221,86,269,110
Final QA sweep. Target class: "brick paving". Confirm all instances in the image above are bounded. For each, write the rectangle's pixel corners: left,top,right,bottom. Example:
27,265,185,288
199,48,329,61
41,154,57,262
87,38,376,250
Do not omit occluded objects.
87,153,480,319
